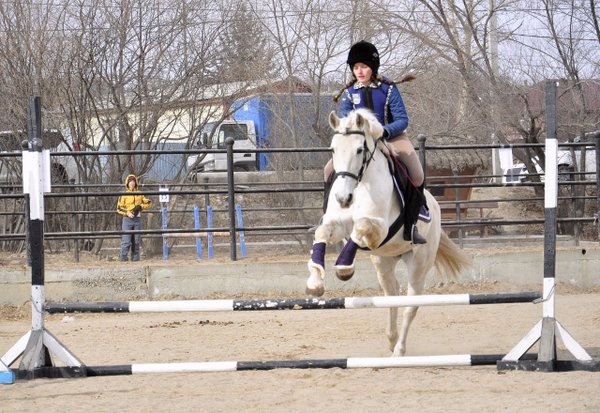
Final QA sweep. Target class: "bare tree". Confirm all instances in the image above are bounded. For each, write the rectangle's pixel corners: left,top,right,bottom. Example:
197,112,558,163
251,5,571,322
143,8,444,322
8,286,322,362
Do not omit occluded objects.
1,0,599,252
533,0,599,232
385,0,522,141
216,0,275,83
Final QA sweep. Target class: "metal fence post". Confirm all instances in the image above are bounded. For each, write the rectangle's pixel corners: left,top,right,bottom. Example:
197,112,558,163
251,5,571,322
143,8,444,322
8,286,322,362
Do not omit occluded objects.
225,137,237,261
569,166,579,246
71,179,80,262
595,134,600,243
452,167,463,247
417,134,427,187
203,176,210,209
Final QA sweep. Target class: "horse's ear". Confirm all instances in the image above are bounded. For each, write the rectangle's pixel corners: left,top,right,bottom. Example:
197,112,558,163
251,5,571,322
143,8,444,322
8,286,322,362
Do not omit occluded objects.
355,112,365,129
329,111,340,129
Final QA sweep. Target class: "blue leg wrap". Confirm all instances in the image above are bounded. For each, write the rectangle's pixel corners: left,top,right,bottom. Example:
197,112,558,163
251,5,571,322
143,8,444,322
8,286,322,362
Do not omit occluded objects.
310,242,326,268
335,239,358,266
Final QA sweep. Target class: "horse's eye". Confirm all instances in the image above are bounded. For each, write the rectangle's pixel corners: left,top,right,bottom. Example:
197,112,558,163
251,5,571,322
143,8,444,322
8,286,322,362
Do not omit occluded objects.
356,147,363,155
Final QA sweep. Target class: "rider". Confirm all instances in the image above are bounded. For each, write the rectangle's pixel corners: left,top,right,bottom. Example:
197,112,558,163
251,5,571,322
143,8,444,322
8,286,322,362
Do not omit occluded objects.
325,40,427,245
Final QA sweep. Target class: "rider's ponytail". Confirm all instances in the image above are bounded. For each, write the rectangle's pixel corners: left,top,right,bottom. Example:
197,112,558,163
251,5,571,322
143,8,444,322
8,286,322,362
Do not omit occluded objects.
333,79,357,103
333,75,416,103
377,74,416,85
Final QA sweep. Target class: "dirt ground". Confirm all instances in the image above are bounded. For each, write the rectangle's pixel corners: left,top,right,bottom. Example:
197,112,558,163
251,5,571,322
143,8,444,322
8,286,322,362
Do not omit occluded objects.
1,282,599,412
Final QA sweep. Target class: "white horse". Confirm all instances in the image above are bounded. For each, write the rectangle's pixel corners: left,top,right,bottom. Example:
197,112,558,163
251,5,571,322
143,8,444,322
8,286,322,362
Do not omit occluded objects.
307,108,471,356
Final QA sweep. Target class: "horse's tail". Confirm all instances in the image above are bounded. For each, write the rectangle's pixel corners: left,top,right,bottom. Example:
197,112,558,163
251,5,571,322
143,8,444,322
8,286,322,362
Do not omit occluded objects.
434,231,471,281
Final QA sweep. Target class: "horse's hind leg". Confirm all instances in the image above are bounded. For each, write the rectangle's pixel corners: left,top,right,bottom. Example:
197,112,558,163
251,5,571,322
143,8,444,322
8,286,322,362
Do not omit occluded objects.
371,255,401,353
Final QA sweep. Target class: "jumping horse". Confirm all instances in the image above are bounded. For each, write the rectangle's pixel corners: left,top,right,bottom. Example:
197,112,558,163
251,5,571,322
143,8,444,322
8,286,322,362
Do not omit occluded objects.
307,108,470,356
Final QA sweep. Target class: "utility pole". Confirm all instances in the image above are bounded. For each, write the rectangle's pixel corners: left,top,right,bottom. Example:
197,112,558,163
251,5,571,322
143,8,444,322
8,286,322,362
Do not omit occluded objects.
489,0,501,182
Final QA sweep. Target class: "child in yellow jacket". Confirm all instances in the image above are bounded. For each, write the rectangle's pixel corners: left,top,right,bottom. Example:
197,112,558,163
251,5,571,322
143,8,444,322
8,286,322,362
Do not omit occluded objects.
117,174,152,261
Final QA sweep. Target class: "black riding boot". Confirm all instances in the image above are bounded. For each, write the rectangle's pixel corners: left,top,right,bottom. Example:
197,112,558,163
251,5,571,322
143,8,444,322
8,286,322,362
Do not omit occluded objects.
403,184,427,245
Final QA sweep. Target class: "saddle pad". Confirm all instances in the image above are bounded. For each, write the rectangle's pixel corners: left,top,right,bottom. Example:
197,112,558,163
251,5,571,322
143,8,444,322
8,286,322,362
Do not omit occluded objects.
418,205,431,223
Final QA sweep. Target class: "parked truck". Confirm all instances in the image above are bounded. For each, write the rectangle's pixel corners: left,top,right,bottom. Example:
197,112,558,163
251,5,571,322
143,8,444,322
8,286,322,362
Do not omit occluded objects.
187,93,335,173
0,129,81,190
556,132,598,180
502,133,598,184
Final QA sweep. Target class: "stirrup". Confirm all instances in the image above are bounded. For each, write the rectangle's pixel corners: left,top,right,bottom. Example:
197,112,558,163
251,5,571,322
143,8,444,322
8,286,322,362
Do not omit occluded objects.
411,225,427,245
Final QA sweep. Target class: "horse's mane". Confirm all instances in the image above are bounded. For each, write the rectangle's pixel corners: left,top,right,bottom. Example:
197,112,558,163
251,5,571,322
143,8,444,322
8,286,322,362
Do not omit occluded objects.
339,109,384,142
347,108,378,124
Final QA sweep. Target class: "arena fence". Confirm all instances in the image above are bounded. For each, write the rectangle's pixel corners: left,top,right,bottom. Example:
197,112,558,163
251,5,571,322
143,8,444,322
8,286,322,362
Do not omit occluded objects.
0,121,598,260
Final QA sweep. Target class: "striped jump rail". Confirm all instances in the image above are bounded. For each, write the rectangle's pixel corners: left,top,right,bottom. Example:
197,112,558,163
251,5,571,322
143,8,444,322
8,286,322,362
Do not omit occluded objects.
45,291,542,314
14,353,550,380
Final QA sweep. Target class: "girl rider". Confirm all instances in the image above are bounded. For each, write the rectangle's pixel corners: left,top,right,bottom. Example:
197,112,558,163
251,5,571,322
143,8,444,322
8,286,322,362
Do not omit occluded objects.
325,40,426,244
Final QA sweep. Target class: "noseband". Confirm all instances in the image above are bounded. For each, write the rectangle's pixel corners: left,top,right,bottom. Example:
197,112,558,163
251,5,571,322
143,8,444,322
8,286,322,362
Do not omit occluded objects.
332,129,379,183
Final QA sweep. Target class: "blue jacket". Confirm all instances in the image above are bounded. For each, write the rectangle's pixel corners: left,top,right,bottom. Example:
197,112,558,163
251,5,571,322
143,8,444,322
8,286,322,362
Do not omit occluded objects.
339,79,409,138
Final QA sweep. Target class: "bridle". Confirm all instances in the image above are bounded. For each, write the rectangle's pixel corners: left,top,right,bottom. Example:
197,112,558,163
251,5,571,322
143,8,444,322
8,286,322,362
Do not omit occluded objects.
331,126,404,249
332,129,381,183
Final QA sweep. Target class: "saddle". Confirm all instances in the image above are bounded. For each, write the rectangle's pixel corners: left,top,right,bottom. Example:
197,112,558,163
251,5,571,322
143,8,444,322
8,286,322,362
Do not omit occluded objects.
356,150,430,250
384,149,430,225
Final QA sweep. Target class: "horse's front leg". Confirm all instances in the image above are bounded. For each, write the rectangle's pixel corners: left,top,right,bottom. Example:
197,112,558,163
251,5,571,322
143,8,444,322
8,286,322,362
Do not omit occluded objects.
306,219,347,297
332,216,387,282
353,216,387,250
371,255,401,354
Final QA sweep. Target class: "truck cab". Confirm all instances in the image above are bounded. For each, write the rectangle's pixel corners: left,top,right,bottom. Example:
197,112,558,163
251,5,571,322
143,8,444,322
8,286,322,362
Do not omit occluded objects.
0,129,80,190
188,120,257,172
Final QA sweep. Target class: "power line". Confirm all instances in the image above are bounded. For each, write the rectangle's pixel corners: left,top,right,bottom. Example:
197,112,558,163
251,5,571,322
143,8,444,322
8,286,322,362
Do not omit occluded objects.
0,2,597,44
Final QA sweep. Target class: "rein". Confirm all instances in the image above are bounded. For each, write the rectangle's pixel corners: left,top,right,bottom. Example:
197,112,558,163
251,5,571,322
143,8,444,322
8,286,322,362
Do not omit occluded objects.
332,129,380,183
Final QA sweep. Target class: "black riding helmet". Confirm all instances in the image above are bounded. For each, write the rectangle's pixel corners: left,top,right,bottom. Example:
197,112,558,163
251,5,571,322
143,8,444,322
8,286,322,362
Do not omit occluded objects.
346,40,380,76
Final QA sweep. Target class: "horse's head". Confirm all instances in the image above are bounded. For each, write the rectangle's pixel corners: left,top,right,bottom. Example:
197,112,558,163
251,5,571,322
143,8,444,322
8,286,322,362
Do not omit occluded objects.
329,109,384,208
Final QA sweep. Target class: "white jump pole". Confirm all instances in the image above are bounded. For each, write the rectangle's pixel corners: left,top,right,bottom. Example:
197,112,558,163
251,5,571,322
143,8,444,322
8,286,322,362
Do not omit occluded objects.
498,80,599,372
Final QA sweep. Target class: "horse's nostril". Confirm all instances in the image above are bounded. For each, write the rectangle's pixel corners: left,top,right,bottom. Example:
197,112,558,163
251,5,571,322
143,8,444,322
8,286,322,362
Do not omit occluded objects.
336,193,353,208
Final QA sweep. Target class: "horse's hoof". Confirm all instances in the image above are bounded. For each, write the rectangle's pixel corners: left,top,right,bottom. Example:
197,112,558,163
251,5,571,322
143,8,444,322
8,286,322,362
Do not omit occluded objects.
305,285,325,297
392,345,406,357
335,265,355,281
